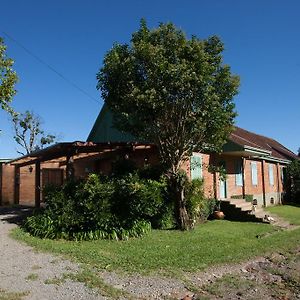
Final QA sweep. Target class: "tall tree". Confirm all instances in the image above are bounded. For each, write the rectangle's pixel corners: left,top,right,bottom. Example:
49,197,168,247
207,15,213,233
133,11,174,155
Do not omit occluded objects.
97,20,239,229
0,37,18,115
12,110,56,155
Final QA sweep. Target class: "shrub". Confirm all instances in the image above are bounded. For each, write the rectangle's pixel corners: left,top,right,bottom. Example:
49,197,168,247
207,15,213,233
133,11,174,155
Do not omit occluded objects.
185,179,215,223
24,173,168,240
111,173,168,227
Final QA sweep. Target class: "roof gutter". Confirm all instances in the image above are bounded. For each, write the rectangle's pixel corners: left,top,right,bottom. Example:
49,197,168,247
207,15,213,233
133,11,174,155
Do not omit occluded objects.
243,145,271,156
252,155,291,165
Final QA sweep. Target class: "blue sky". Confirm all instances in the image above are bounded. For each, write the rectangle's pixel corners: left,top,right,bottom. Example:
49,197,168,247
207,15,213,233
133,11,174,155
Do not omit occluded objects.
0,0,299,158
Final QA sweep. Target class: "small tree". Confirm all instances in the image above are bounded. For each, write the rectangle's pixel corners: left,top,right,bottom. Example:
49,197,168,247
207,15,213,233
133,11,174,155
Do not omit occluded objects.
97,20,239,229
286,159,300,203
12,110,56,155
0,37,18,115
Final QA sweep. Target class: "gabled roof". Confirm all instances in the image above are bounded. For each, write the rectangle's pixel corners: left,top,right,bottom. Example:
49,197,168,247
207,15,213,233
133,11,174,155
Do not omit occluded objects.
229,127,298,161
87,105,297,162
87,104,137,143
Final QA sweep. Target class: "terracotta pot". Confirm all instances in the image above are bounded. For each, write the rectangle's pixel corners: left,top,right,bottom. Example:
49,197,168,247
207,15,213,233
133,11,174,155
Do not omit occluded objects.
213,210,225,220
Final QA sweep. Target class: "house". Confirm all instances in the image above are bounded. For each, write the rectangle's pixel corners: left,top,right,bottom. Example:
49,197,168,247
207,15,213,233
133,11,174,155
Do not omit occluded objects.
0,105,297,209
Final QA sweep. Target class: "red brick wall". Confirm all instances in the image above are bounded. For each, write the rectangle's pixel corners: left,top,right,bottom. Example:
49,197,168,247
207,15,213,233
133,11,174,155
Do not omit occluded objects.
19,164,35,206
1,164,15,205
183,152,215,198
222,156,243,198
244,159,264,196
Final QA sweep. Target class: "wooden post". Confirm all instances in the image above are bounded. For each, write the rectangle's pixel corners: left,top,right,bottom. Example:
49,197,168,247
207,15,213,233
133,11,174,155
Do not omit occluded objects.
14,165,20,205
35,161,41,208
261,160,266,207
66,155,74,180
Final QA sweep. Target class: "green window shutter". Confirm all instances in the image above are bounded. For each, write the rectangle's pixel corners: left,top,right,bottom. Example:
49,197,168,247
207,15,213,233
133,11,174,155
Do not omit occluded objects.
269,164,274,185
235,160,243,186
251,162,258,185
190,155,202,180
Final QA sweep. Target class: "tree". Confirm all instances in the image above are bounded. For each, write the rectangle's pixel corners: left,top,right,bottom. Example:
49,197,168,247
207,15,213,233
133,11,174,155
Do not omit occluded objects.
286,159,300,203
97,20,239,229
12,110,56,155
0,37,18,115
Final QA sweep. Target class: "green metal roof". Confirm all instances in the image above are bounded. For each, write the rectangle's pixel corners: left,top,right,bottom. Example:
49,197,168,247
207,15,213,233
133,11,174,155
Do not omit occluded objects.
87,104,141,143
0,159,11,163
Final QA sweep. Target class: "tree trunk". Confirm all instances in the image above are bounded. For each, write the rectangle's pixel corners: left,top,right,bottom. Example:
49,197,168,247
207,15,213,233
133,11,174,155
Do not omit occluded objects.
170,174,190,230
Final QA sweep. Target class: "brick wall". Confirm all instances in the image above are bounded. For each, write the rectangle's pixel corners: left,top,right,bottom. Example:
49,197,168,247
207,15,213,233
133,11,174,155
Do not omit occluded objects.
19,164,35,206
1,164,15,205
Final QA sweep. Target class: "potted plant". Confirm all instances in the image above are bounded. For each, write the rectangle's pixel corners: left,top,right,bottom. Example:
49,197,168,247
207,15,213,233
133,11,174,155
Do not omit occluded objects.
213,199,225,219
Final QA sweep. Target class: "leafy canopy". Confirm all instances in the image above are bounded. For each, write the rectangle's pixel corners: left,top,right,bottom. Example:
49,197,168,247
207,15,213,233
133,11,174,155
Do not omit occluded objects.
97,20,239,173
0,37,18,114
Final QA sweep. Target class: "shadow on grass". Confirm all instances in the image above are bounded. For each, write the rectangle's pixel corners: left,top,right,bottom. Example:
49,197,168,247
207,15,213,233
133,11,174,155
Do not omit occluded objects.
0,205,34,225
282,202,300,207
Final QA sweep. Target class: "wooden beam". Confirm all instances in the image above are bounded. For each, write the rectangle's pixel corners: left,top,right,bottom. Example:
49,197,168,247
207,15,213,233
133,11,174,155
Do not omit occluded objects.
35,161,41,208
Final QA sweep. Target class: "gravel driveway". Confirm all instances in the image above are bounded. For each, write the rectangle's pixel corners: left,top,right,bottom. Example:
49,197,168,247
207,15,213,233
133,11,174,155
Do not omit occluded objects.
0,206,106,300
0,207,191,300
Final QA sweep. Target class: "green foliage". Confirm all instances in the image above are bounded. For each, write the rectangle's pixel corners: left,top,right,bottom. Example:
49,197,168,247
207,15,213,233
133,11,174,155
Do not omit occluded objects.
185,179,216,222
24,173,164,240
0,37,18,114
97,20,239,172
97,20,239,230
12,110,56,155
287,159,300,179
112,173,167,226
286,159,300,202
231,194,253,202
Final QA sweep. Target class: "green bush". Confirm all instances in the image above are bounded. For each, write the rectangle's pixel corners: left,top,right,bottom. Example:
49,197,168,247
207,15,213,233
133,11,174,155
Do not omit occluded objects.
231,194,253,202
111,173,168,227
185,179,216,223
24,173,168,240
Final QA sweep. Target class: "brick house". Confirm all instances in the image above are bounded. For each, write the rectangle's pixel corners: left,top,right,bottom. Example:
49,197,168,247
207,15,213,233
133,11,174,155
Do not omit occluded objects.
0,105,297,209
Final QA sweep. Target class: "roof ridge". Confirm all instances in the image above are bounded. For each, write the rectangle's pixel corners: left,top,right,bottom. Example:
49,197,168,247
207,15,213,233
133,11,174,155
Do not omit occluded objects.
230,132,263,149
234,126,276,142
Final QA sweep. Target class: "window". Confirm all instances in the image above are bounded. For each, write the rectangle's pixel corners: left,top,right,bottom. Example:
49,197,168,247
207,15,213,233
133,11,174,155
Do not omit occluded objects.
251,162,258,185
235,160,243,186
269,164,274,185
190,155,202,180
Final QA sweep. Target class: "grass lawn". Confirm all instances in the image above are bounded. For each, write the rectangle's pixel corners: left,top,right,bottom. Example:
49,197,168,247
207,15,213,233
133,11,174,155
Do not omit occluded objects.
11,206,300,276
266,204,300,225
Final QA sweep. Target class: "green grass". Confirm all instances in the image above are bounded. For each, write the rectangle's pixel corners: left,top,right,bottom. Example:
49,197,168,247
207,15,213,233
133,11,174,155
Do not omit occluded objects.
25,273,38,281
0,289,29,300
266,204,300,225
11,215,300,277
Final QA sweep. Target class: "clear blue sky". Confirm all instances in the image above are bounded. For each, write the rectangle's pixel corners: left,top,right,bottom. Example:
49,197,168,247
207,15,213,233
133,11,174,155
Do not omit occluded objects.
0,0,299,158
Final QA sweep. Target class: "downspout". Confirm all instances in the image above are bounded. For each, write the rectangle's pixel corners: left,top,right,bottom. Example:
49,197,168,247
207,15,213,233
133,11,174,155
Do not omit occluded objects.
276,163,281,204
261,160,266,207
242,157,246,199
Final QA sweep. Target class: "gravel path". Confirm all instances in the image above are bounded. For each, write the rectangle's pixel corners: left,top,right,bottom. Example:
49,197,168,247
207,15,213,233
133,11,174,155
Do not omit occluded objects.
0,207,106,300
0,207,191,300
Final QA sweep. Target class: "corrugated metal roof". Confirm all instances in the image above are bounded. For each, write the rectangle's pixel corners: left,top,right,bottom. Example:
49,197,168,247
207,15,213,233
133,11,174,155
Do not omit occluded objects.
230,127,298,161
87,104,138,143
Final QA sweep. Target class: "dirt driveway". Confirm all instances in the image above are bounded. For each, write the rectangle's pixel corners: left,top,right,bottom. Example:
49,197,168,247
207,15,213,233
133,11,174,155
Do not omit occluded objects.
0,206,105,300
